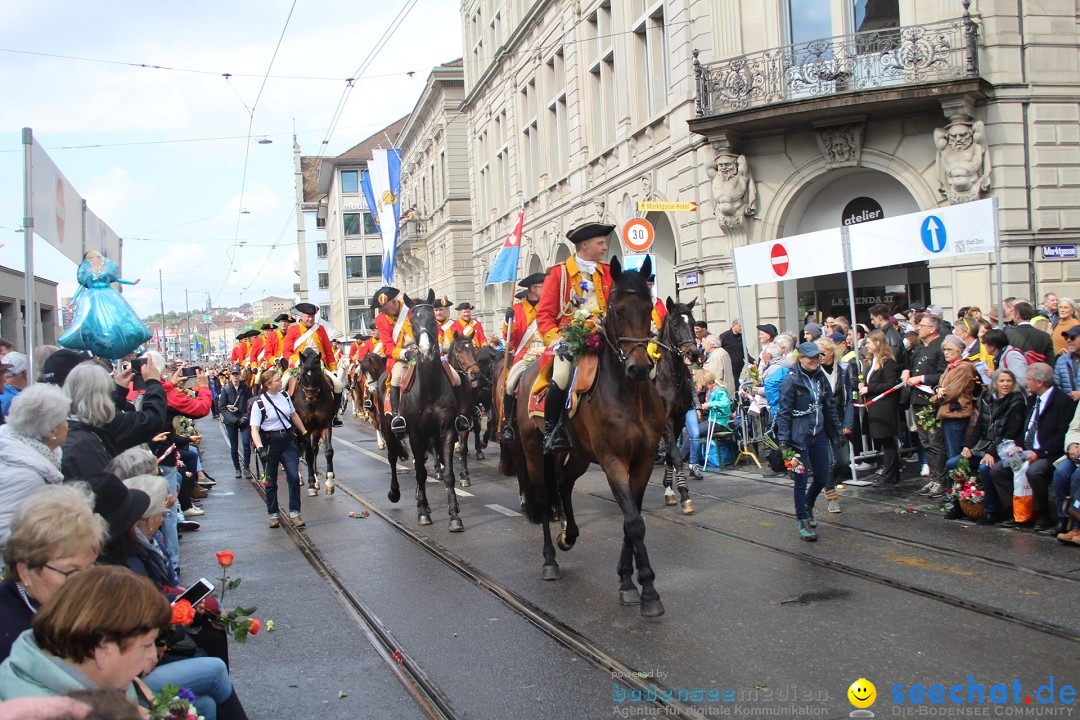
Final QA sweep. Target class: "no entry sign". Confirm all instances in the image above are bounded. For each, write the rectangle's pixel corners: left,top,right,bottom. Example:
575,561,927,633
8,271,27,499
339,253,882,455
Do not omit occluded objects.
622,218,654,252
770,243,789,277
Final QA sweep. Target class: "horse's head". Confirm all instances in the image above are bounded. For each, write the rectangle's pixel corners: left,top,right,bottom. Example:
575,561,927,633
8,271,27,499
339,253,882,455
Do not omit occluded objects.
661,297,700,362
298,347,322,385
449,331,480,385
404,288,438,359
607,256,655,381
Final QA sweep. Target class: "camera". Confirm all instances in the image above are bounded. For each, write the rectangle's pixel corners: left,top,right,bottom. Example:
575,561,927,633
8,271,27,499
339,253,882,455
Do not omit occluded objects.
131,357,147,375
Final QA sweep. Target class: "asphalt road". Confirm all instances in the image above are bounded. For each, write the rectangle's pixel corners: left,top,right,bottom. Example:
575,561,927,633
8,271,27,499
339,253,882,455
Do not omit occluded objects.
187,412,1080,719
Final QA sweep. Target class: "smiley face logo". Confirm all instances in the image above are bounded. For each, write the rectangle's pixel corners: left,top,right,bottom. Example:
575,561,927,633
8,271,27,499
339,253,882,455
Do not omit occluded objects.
848,678,876,708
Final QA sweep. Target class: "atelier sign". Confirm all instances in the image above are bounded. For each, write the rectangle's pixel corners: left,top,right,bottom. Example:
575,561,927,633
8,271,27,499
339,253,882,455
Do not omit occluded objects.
842,197,884,226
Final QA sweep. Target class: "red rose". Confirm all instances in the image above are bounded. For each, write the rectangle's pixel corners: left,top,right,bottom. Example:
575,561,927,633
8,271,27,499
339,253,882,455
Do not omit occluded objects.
171,599,195,626
216,551,235,568
247,618,262,635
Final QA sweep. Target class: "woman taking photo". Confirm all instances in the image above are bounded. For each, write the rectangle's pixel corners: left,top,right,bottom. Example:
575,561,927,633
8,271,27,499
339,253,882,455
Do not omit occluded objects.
859,330,901,485
935,335,980,493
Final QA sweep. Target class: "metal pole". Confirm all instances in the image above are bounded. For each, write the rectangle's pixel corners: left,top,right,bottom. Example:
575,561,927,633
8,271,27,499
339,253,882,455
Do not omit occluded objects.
158,269,166,355
185,289,191,361
841,225,861,482
992,196,1004,329
22,128,35,375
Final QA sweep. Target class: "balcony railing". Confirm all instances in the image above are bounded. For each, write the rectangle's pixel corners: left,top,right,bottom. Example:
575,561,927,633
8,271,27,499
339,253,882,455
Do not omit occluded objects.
694,16,979,117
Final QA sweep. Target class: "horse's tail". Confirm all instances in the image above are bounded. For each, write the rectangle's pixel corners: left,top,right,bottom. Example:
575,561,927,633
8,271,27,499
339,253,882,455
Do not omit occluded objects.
498,438,515,476
523,452,559,524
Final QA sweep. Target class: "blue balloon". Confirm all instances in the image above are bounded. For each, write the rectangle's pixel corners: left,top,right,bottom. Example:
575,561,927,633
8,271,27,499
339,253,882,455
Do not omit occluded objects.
58,257,152,360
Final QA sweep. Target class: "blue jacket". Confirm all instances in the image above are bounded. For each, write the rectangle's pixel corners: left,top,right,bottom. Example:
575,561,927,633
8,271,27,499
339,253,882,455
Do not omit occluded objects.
0,630,138,702
776,365,843,449
1055,352,1080,394
762,364,789,415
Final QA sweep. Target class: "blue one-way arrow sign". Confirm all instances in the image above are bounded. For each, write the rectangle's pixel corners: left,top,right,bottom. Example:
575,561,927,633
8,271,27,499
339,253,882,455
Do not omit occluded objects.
920,216,947,253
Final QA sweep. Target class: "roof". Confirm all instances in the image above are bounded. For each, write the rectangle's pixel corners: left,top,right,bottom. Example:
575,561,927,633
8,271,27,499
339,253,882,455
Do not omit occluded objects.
253,295,291,304
335,115,410,161
300,156,324,204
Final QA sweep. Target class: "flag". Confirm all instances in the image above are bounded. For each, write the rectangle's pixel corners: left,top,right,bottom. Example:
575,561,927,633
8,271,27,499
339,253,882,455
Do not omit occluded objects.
367,148,402,285
359,314,368,335
194,336,203,354
218,338,226,351
485,209,524,285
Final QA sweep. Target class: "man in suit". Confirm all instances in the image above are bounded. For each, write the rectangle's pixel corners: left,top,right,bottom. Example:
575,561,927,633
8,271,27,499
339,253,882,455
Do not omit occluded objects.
1007,301,1055,363
987,362,1076,530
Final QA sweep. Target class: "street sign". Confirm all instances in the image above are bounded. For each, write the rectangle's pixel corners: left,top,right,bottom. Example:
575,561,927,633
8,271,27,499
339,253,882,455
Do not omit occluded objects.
848,198,995,270
622,218,655,252
770,243,790,277
683,272,700,287
636,201,698,212
1043,245,1077,259
732,229,844,286
920,216,947,253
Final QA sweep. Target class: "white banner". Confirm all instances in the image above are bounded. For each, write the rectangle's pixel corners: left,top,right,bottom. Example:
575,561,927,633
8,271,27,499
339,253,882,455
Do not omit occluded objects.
732,229,845,286
847,198,997,271
84,206,121,267
367,148,402,285
30,139,84,264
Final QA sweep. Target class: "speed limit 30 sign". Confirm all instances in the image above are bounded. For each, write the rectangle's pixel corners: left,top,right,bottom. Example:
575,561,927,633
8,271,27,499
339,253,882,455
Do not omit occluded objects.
623,218,654,252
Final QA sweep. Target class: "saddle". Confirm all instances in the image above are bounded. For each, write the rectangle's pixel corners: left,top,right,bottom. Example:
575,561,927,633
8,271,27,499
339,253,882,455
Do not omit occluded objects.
381,361,461,413
526,352,599,420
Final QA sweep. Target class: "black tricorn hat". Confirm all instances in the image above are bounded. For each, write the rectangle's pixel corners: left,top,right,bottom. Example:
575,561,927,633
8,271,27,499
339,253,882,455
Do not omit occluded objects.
371,286,400,310
518,272,546,288
433,297,453,309
274,313,294,322
515,289,529,300
235,332,247,341
260,323,274,331
566,222,615,245
244,329,261,339
456,302,475,311
294,302,319,316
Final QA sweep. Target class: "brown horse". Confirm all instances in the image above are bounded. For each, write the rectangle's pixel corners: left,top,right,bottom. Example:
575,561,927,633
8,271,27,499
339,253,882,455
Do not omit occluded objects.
654,298,700,514
504,256,667,617
292,347,337,496
359,353,388,449
445,332,482,487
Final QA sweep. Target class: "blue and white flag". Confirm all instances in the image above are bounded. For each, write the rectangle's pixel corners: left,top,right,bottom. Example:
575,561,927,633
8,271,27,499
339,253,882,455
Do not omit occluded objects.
218,338,226,351
367,148,402,286
485,209,524,285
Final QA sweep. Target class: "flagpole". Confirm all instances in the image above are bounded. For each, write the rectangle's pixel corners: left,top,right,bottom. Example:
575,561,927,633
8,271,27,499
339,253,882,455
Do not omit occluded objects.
22,128,35,373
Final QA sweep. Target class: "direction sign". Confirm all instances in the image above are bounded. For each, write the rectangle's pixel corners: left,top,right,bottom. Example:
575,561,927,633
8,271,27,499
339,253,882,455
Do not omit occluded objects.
770,243,790,277
920,216,946,253
683,272,700,287
622,218,655,252
848,198,995,270
636,201,698,212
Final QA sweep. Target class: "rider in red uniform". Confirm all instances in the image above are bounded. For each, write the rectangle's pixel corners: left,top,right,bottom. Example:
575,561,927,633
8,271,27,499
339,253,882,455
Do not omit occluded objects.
451,303,488,347
372,286,411,432
281,302,343,426
499,272,546,442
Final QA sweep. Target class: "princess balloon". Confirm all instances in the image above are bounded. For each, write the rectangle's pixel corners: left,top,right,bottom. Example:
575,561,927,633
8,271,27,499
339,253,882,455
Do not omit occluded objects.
58,251,152,359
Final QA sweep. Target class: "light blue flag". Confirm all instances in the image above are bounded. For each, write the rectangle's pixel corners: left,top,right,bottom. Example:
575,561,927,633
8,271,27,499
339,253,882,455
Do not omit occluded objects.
485,210,524,285
367,149,402,285
218,338,226,351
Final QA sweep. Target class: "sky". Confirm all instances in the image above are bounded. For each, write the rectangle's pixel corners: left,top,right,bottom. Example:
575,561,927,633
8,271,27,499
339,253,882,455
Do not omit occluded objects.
0,0,463,318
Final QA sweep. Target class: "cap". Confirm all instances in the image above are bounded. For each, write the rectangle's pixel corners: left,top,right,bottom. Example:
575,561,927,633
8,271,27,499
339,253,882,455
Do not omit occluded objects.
274,313,294,323
41,349,90,386
518,272,546,288
803,322,823,339
566,222,616,245
926,304,944,319
828,332,847,343
432,297,453,309
892,313,907,322
230,364,242,373
371,286,400,310
456,302,475,311
797,341,823,358
756,324,778,338
294,302,319,316
1063,326,1080,339
909,302,926,313
3,351,28,376
84,472,152,542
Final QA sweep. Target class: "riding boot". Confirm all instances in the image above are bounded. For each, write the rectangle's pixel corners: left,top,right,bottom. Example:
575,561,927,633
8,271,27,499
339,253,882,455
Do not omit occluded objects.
216,690,250,720
332,392,344,427
500,392,516,442
389,386,406,434
542,384,571,454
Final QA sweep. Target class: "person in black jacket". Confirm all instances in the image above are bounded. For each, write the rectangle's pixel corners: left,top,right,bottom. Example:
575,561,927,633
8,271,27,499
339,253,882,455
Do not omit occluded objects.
218,365,254,479
60,360,168,481
1007,301,1055,364
860,331,902,484
870,303,906,368
905,316,948,495
987,363,1076,529
719,319,746,382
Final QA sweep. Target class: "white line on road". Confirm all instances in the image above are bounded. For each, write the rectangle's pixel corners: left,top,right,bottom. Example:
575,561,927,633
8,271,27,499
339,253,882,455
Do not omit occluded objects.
485,503,521,517
334,436,474,496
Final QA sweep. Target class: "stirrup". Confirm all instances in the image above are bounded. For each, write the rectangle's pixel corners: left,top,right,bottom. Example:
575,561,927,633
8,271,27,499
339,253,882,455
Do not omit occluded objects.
501,424,515,442
363,398,373,410
390,414,407,434
543,424,570,454
455,415,472,433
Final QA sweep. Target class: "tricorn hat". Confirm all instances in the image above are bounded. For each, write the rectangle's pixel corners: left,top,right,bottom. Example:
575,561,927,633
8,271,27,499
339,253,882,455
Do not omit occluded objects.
515,289,529,300
274,313,294,323
260,323,274,331
566,222,616,245
371,286,400,310
456,302,475,311
294,302,319,316
433,297,453,309
518,272,546,288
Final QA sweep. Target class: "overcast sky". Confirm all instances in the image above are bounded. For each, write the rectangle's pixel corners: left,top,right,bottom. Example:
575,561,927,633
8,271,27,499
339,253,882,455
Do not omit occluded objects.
0,0,463,318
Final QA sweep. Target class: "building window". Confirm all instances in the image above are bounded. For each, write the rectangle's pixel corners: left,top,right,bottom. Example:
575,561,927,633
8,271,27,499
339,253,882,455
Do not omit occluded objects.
320,304,331,319
545,50,568,177
341,170,359,194
634,2,669,119
789,0,834,45
439,150,447,198
345,256,364,278
363,212,378,235
316,242,327,258
348,307,374,332
365,255,382,278
318,272,329,290
316,216,326,229
587,3,616,150
343,213,361,236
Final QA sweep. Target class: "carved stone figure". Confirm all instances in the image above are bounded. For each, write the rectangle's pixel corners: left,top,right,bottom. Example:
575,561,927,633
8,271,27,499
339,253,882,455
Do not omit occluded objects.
934,121,991,204
816,124,863,168
707,153,757,228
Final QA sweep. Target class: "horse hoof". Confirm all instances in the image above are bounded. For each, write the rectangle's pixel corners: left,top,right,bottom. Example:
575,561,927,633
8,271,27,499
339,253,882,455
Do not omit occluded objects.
377,440,386,450
458,476,471,488
474,450,484,460
418,514,433,526
519,495,526,510
325,483,335,496
681,500,694,515
556,531,575,551
664,489,677,506
541,564,561,581
640,598,665,618
388,489,400,504
449,518,465,533
619,589,641,606
307,487,318,497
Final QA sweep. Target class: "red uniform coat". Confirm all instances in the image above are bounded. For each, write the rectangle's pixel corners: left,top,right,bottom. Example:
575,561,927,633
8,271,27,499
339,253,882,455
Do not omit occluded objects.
451,318,487,346
536,256,613,345
248,337,264,367
375,312,414,374
651,298,667,331
230,342,249,365
282,322,338,371
504,298,541,363
262,332,280,365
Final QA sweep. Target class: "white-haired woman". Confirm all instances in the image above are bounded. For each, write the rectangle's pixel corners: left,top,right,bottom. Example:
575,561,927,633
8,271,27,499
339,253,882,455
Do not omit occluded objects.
60,361,167,481
0,385,70,549
118,474,174,590
1054,297,1079,356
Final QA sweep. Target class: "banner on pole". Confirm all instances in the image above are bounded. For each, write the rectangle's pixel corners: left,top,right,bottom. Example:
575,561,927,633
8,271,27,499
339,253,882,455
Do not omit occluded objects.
732,229,844,287
84,207,121,266
485,210,524,285
367,149,402,286
30,139,84,264
847,198,996,271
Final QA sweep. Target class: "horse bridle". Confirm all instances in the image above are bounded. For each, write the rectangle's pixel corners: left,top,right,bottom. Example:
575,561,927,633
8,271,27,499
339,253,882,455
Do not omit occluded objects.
602,295,655,365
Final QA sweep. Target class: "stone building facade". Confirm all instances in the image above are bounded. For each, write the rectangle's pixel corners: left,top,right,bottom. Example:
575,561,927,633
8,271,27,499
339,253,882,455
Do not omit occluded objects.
457,0,1080,345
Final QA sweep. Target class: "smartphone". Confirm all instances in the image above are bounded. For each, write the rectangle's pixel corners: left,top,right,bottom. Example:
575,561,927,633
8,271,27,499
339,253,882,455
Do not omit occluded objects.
131,357,147,375
172,578,214,606
181,366,201,378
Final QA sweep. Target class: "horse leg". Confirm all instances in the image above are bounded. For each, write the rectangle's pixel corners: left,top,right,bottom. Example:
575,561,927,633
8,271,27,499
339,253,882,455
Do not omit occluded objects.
628,471,663,618
617,534,639,605
674,463,692,514
387,428,401,504
413,438,433,526
376,429,386,450
324,427,335,496
442,432,464,532
556,460,583,551
662,462,677,506
457,427,471,487
473,405,485,457
541,518,560,580
305,435,319,496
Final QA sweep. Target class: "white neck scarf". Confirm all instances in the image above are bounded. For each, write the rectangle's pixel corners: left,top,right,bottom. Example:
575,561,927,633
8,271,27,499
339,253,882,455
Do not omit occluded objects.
575,256,597,276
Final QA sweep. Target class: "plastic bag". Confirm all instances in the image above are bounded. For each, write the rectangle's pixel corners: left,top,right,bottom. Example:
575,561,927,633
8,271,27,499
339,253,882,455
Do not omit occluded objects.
1012,459,1034,523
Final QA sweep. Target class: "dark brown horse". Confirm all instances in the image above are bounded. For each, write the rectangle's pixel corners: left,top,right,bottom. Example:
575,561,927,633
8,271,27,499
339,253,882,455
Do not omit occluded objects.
445,332,482,487
377,289,466,532
292,347,337,496
504,256,667,617
359,352,388,449
655,298,700,514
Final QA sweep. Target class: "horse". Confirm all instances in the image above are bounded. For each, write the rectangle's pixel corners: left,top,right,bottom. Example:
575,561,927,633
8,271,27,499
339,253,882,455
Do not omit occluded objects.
445,332,482,487
474,344,502,448
504,256,667,617
654,298,700,515
359,353,388,450
292,347,338,497
379,289,466,532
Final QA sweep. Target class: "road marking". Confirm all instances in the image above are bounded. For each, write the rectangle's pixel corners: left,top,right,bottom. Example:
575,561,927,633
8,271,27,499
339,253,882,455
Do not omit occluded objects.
485,503,521,517
335,436,473,496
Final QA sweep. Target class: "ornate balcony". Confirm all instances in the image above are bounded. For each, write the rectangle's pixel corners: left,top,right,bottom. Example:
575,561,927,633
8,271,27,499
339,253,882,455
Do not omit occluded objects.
694,16,980,119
